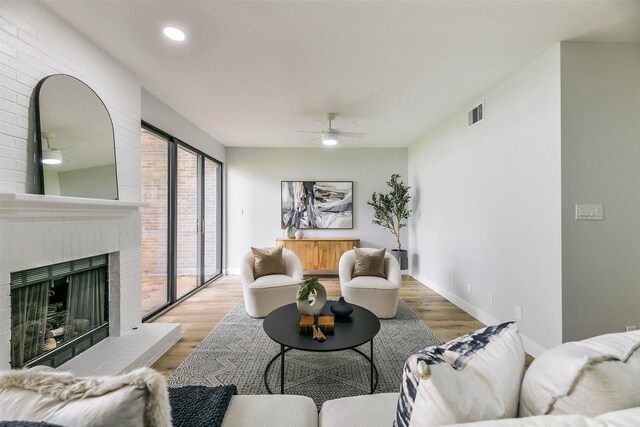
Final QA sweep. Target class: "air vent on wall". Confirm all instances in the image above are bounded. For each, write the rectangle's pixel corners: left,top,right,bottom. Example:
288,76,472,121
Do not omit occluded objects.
468,101,484,127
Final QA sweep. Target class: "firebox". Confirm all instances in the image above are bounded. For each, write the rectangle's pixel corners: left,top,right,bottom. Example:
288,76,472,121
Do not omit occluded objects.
10,255,109,369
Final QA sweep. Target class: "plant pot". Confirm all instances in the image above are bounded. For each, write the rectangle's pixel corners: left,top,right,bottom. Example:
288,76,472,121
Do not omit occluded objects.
296,283,327,316
391,249,408,270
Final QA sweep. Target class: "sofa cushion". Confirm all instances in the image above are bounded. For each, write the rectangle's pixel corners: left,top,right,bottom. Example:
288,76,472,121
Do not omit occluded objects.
0,367,170,427
319,393,399,427
353,247,386,278
251,246,285,278
441,414,603,426
394,322,525,427
249,274,300,289
345,276,399,290
440,407,640,427
519,330,640,417
221,395,317,427
0,423,66,427
595,407,640,426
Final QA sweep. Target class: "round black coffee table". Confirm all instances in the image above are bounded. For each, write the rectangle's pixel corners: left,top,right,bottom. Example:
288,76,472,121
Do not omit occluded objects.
263,302,380,394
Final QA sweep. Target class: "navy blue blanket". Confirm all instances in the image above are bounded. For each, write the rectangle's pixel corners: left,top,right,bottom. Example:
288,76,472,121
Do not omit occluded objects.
169,384,237,427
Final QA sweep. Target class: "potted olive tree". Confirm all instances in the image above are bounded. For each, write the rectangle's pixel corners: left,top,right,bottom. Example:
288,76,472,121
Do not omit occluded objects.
367,174,412,270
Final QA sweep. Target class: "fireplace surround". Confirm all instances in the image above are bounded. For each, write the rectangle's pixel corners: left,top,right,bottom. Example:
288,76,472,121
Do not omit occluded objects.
0,193,180,373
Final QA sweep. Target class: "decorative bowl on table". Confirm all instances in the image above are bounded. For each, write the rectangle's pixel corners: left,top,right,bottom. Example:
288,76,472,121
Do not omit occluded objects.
331,297,354,322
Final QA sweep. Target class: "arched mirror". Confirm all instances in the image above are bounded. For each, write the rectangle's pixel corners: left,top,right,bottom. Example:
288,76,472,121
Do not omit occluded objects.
36,74,118,200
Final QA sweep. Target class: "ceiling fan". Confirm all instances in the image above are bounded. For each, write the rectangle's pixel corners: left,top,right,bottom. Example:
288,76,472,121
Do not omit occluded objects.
296,113,366,146
41,132,81,165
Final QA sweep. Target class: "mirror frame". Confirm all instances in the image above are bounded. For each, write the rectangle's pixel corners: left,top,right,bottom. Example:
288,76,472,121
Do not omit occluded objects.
34,74,119,200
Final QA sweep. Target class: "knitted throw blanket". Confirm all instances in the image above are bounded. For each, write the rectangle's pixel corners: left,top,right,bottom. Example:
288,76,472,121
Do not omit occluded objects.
169,385,237,427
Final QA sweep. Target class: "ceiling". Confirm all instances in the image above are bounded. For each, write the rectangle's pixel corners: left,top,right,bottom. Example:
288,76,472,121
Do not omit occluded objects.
43,1,640,148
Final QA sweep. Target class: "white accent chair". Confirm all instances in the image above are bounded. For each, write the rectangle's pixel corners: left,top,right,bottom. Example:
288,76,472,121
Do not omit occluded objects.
240,247,303,318
339,248,402,319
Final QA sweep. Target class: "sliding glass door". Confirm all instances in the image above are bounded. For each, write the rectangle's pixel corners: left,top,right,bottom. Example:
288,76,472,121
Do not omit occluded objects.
176,146,200,299
141,129,170,317
141,123,223,320
203,158,222,282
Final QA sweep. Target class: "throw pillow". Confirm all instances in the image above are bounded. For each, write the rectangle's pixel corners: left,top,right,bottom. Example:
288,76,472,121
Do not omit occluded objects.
352,247,386,278
519,330,640,418
0,367,171,427
394,322,525,427
252,246,285,278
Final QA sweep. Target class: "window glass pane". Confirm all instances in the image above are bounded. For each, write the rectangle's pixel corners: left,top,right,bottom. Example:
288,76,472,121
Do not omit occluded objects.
176,145,199,298
141,129,169,316
204,159,221,281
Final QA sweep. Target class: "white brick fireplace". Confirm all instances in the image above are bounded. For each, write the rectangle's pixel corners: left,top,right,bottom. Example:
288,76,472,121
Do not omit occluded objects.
0,194,180,373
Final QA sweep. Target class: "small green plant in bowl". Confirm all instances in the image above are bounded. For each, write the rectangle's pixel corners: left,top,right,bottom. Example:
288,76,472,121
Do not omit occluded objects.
297,277,321,302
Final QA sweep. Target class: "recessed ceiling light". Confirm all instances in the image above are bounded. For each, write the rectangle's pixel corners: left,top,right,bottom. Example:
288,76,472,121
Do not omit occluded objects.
163,26,186,41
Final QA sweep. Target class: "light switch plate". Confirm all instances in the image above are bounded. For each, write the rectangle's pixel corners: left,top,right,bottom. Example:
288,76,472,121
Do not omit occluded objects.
575,204,603,220
515,305,522,320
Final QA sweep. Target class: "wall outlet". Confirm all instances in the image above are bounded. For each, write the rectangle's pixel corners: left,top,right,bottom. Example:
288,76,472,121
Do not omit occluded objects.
515,305,522,320
466,284,472,295
450,273,456,285
626,326,637,332
239,209,244,216
488,293,493,305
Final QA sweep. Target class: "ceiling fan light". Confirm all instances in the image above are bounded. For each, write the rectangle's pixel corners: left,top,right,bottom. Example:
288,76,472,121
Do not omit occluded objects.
42,150,62,165
322,132,339,146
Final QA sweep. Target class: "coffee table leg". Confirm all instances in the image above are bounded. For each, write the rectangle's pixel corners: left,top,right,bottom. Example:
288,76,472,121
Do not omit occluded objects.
280,344,285,394
370,339,374,393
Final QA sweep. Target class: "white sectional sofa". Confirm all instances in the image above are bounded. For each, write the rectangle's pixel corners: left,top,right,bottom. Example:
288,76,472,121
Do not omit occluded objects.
220,393,640,427
2,331,638,427
220,330,640,427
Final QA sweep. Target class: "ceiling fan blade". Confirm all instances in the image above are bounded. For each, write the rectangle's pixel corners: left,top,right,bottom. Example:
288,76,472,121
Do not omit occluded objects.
296,130,322,134
305,136,321,143
336,131,366,138
313,120,329,131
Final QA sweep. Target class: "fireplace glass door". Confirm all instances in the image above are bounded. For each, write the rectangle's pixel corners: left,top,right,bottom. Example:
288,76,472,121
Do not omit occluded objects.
10,255,109,369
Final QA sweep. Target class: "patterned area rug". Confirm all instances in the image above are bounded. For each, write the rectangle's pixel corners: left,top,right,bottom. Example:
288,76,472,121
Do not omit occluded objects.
168,299,441,408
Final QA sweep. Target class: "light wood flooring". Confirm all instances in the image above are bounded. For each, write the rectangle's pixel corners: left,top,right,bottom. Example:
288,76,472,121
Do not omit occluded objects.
152,275,531,376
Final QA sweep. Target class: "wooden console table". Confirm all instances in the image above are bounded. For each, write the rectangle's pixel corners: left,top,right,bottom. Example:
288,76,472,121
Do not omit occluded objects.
276,237,360,272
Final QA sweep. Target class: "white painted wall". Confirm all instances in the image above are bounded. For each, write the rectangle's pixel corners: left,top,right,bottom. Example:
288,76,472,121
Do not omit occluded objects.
560,42,640,342
141,89,226,162
408,45,562,355
225,147,408,272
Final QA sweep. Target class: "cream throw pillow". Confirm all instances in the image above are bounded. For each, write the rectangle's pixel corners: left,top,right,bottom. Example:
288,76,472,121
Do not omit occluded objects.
252,246,285,278
520,330,640,418
394,322,525,427
0,366,171,427
352,248,386,278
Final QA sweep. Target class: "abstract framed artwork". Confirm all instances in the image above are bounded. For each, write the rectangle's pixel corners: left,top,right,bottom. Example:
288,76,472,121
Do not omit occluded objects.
281,181,353,229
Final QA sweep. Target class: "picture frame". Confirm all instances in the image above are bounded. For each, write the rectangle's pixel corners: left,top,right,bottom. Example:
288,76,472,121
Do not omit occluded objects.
281,181,353,229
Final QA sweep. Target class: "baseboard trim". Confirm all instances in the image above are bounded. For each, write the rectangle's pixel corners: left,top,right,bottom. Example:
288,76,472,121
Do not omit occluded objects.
520,335,547,357
412,273,547,357
224,267,240,275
